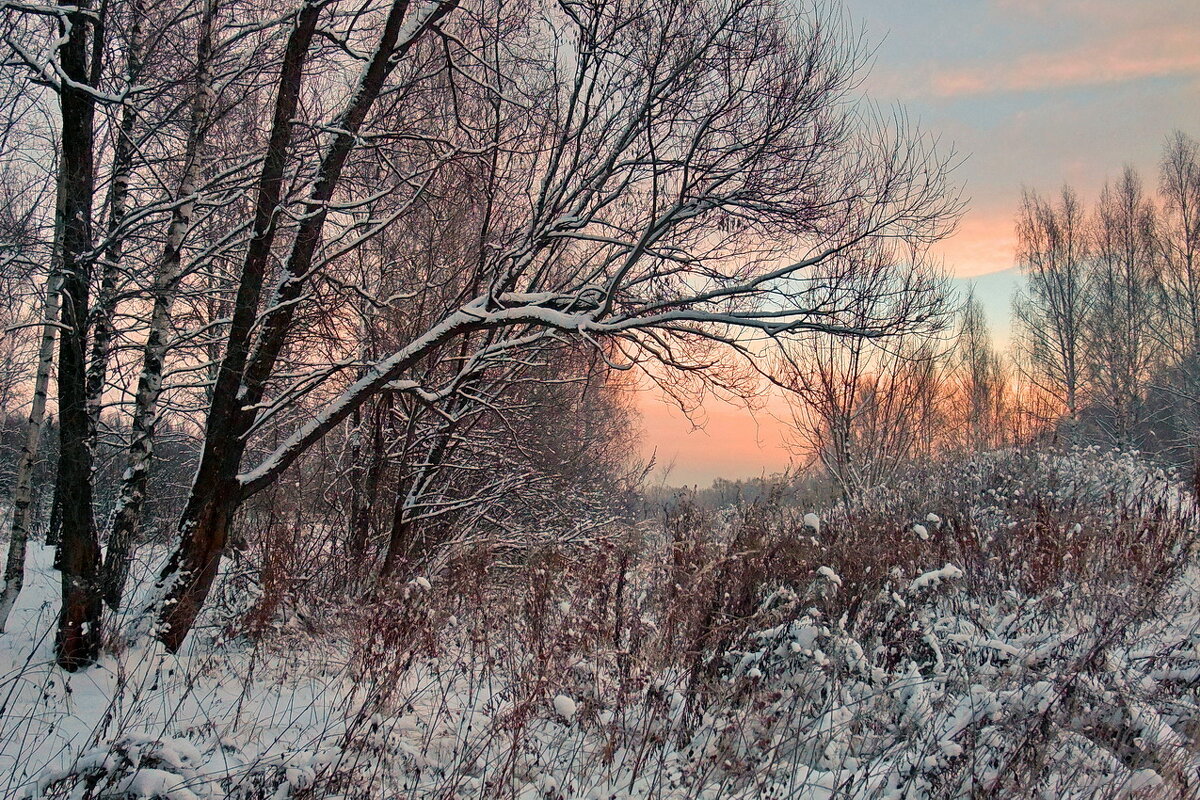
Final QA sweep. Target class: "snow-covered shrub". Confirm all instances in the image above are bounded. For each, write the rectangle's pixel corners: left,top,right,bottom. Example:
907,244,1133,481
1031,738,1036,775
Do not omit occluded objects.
30,731,339,800
709,558,1200,798
5,447,1199,799
850,447,1196,596
651,447,1200,798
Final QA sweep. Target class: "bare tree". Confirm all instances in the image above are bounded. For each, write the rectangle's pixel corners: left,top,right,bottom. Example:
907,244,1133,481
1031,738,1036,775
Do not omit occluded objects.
148,0,462,650
143,0,959,652
778,254,952,499
1152,132,1200,466
956,291,1010,451
1012,186,1091,426
785,335,951,500
1158,131,1200,359
1087,167,1162,447
371,343,638,579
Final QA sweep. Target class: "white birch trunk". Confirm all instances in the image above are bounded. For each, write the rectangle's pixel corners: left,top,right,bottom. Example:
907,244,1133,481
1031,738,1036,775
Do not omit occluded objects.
0,270,63,632
101,0,217,609
86,4,143,444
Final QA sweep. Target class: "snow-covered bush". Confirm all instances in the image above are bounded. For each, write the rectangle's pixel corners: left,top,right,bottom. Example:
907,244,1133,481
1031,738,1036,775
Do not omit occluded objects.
4,447,1199,798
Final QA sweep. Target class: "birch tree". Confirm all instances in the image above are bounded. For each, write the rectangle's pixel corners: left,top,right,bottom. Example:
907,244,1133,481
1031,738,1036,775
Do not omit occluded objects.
0,19,59,633
84,0,144,448
1158,132,1200,360
1087,167,1162,447
0,199,59,634
99,0,220,609
1013,186,1091,425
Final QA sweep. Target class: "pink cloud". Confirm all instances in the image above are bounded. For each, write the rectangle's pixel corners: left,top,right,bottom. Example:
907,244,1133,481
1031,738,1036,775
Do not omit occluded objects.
931,27,1200,97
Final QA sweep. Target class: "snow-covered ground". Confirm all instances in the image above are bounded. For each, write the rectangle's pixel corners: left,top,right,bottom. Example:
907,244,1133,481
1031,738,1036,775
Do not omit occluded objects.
2,545,359,799
4,450,1200,799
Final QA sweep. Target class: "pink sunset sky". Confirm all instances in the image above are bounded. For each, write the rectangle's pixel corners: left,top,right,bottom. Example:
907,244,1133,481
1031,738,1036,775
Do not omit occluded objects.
637,0,1200,486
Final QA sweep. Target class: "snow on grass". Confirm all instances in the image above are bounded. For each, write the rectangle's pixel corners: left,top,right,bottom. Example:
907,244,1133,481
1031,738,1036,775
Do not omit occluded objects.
908,563,963,593
3,448,1200,798
1,545,357,799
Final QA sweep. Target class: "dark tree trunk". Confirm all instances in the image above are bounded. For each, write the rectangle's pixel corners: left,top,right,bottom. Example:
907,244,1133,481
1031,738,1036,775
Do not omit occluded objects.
347,395,387,563
153,1,322,651
54,0,102,671
46,468,63,548
155,472,240,651
380,418,461,578
381,487,414,580
155,0,460,651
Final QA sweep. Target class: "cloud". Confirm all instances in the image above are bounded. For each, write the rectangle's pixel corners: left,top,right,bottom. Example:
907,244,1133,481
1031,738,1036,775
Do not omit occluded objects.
930,27,1200,97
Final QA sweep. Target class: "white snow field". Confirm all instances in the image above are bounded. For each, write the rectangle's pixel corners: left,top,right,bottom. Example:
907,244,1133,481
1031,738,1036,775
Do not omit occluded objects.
3,449,1200,799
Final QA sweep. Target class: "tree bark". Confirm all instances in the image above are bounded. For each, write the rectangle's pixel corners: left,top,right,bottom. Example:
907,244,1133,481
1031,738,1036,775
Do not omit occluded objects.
101,0,218,610
46,460,63,548
347,393,389,564
54,0,102,671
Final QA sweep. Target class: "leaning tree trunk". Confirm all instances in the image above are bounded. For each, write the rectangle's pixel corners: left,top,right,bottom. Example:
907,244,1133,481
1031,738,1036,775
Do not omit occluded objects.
54,0,102,671
155,0,460,652
0,269,62,633
150,0,323,651
101,0,217,611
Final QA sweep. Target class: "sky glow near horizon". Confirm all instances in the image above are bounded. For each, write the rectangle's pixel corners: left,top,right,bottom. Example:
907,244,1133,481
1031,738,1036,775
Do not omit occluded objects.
636,0,1200,487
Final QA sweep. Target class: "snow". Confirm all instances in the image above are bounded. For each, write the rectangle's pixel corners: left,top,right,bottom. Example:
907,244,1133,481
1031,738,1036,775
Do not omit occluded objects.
6,539,1197,799
5,448,1200,799
114,768,200,800
817,565,842,587
552,694,577,721
803,512,821,534
909,563,964,592
1123,768,1164,795
913,523,930,540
